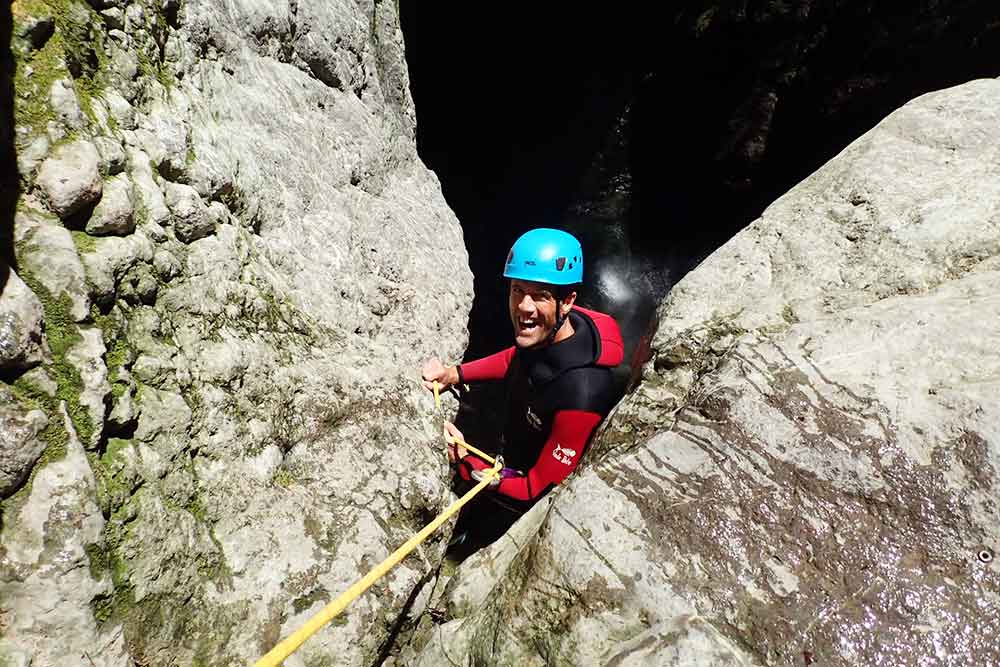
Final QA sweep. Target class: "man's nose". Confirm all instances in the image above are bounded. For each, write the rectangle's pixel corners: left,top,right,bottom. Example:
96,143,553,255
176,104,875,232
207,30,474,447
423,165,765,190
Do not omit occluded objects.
517,295,535,312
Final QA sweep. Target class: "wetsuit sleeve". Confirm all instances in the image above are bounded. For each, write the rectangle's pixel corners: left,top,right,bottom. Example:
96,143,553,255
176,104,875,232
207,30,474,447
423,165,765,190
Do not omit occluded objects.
496,410,602,501
456,452,493,481
458,346,516,382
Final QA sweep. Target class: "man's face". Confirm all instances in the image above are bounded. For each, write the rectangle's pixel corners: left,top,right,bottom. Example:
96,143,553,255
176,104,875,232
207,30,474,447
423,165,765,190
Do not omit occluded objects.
509,279,569,348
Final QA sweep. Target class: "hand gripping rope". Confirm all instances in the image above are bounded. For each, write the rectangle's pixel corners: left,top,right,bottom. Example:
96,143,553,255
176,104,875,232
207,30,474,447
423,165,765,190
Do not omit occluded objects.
253,381,495,667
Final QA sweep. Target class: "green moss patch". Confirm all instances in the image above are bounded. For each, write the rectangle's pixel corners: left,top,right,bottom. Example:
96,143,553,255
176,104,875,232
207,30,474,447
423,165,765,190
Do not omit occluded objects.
15,262,96,445
71,229,96,254
13,0,111,134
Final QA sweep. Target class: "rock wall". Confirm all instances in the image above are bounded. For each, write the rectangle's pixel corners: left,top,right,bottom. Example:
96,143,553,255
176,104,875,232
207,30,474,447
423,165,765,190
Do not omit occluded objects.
413,79,1000,665
1,1,472,665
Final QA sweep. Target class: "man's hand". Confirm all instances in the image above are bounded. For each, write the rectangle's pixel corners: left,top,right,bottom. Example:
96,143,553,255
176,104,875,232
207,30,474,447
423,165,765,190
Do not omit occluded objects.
443,421,468,463
422,358,459,392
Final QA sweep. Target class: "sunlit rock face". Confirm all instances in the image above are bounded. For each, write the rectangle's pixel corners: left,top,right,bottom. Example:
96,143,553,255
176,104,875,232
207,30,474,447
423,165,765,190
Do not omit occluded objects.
2,1,471,665
410,79,1000,666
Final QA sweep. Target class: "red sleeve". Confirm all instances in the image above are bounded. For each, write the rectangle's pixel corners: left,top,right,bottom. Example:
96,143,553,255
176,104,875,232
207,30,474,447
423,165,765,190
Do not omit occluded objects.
496,410,602,501
459,347,516,382
456,452,493,481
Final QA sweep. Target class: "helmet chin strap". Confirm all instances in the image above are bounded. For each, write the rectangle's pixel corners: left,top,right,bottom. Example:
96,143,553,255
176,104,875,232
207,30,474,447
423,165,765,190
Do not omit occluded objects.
544,302,569,346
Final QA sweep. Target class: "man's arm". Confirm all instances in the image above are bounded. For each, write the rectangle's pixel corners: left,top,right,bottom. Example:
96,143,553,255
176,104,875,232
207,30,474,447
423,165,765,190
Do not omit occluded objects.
458,346,516,383
422,347,516,391
456,409,601,501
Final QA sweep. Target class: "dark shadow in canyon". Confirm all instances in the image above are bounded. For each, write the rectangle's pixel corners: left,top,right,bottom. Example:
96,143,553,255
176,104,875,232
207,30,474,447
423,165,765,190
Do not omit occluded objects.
1,2,17,293
402,1,1000,370
398,5,1000,531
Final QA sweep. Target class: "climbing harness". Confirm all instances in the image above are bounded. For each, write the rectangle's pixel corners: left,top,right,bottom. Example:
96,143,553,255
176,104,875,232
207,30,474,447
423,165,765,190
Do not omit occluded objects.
253,381,497,667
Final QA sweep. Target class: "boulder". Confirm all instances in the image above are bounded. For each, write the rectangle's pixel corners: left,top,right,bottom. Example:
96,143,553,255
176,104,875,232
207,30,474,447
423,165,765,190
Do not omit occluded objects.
86,173,135,236
79,231,155,306
18,214,91,322
0,270,45,374
163,181,213,243
94,136,127,176
34,139,103,218
0,386,48,499
127,147,170,227
49,78,85,130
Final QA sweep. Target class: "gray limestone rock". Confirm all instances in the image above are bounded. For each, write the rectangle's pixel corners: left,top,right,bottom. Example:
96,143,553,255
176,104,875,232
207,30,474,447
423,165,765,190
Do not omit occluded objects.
18,215,91,322
94,136,127,175
127,147,170,227
16,135,49,178
415,79,1000,666
34,139,103,219
152,249,181,282
107,367,136,432
0,405,127,666
0,387,48,499
19,367,58,397
86,173,135,236
14,14,54,52
442,497,552,620
66,327,110,450
79,231,155,306
100,7,125,30
101,90,136,130
0,270,45,374
164,181,214,243
141,97,191,179
49,78,85,130
5,1,472,665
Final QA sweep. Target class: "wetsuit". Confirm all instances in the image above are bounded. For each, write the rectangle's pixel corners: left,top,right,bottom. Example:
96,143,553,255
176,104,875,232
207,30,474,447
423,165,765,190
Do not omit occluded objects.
454,306,624,512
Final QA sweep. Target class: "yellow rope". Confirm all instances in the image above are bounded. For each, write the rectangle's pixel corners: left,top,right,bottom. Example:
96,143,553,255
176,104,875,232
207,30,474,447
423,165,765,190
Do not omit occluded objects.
432,381,441,410
253,454,499,667
445,434,496,466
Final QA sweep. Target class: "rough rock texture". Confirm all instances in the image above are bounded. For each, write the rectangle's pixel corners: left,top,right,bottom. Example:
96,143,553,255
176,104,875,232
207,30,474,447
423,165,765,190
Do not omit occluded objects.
17,210,92,322
162,181,212,243
412,80,1000,666
34,139,103,218
0,407,127,666
0,386,48,499
4,1,472,665
0,270,45,373
86,172,135,236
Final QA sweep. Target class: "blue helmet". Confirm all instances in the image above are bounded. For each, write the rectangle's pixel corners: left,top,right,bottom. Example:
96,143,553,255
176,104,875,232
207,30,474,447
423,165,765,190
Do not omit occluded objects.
503,228,583,285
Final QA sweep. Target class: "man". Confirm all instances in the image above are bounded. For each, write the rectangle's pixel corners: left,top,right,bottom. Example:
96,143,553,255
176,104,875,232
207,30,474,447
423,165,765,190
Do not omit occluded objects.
422,228,624,543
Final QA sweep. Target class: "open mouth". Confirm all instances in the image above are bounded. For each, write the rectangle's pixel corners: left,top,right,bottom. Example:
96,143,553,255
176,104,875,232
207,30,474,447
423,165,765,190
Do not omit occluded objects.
518,318,539,334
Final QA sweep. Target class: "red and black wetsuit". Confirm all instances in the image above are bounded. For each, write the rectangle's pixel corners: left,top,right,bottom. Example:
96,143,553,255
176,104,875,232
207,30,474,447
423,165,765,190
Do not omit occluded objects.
454,306,624,511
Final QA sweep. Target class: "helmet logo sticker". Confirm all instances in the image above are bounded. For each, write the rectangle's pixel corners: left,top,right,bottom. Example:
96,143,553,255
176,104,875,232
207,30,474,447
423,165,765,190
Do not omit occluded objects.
525,260,536,266
555,257,566,271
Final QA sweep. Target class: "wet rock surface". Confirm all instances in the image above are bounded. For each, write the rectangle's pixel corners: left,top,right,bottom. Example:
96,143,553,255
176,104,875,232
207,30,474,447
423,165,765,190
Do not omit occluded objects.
411,80,1000,665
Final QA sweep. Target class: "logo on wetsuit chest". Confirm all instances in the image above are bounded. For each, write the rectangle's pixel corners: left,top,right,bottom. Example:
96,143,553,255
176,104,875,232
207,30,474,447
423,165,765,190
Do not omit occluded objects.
525,406,542,430
552,443,577,465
